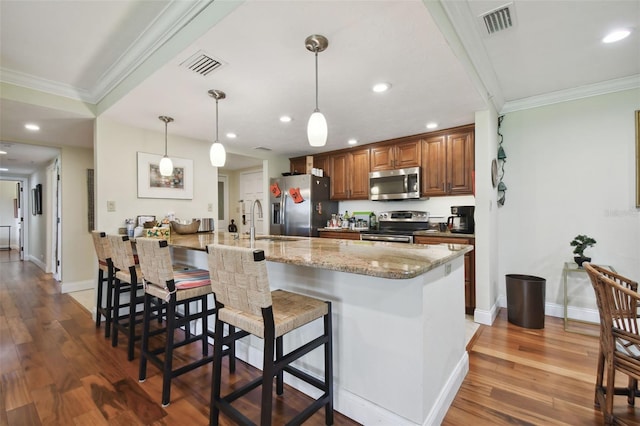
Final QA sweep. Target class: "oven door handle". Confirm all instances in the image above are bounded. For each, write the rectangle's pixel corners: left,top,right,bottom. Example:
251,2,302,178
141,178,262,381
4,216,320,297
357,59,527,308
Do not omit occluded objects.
361,234,413,243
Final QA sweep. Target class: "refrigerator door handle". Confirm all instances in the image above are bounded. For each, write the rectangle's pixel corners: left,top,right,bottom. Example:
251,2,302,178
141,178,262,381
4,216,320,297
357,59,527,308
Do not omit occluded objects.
282,192,288,232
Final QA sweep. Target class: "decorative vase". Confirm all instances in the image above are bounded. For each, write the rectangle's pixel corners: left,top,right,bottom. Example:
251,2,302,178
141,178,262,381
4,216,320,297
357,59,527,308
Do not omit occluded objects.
574,256,591,267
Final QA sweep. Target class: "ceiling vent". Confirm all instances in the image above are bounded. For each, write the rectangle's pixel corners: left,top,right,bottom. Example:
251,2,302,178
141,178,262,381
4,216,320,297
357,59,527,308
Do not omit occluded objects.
253,146,272,152
180,50,223,76
479,3,516,35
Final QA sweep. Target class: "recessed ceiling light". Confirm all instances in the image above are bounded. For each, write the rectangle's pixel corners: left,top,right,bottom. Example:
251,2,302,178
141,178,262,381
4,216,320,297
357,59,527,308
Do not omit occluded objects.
426,122,438,129
226,132,237,139
279,115,292,123
348,139,358,145
25,123,40,131
372,83,391,93
0,150,6,155
602,29,631,43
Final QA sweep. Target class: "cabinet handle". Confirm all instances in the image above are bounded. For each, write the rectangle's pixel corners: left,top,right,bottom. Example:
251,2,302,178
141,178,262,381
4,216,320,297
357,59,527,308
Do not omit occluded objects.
442,183,446,192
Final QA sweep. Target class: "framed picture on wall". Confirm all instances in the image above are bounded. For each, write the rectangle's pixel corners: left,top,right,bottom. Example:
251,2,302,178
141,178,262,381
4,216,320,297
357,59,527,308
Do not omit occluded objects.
31,188,37,215
36,183,42,214
137,152,194,199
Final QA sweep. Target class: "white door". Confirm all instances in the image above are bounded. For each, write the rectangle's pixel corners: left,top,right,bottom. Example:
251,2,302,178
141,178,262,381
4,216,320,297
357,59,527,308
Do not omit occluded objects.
239,170,263,236
217,175,229,232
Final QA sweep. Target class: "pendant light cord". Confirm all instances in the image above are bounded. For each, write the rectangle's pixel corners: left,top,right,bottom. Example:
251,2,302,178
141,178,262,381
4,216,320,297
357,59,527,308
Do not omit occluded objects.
314,51,319,112
164,120,168,156
215,99,219,143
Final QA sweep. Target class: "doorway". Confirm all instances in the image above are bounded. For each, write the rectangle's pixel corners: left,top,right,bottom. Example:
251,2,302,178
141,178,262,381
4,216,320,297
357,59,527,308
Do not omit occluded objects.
239,170,264,236
217,174,229,232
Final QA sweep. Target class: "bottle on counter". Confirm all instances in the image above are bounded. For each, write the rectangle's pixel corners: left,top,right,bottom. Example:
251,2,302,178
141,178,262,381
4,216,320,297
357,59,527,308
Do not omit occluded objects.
342,211,350,229
369,212,377,230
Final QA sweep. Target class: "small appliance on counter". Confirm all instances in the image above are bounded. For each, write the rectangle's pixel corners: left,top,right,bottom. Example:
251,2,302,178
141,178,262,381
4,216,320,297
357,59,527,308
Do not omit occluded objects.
447,205,475,234
194,218,214,232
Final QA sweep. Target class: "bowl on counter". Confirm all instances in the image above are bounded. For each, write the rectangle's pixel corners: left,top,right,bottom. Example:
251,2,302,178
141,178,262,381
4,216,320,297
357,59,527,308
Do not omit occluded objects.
170,220,201,234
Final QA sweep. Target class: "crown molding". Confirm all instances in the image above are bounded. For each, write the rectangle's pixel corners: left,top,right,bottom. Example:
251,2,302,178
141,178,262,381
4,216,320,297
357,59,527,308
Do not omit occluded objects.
0,0,214,104
501,74,640,114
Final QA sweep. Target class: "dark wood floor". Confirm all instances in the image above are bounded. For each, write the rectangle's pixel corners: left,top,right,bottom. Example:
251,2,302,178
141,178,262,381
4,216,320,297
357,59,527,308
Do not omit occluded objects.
1,249,638,425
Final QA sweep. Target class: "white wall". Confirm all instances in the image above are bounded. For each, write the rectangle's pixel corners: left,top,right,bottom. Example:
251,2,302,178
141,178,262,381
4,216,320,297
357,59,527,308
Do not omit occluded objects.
95,117,220,233
28,167,47,269
60,146,95,291
498,88,640,316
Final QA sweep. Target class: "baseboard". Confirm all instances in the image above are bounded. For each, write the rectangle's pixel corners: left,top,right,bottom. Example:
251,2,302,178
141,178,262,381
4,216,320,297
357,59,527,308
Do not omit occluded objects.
474,301,499,325
496,295,599,323
28,255,46,272
61,279,94,294
423,351,469,426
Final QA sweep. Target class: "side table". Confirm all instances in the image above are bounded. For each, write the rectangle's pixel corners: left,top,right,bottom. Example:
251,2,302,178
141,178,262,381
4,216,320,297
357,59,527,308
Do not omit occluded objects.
563,261,615,335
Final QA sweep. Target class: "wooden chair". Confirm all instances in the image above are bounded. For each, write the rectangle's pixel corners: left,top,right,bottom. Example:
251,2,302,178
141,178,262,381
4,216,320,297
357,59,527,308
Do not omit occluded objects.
135,237,218,407
585,263,640,424
90,231,114,338
206,244,333,426
107,235,148,361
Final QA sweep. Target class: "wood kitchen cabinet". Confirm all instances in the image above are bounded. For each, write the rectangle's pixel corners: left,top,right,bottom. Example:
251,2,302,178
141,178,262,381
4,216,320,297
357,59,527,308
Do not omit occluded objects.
370,138,421,171
421,125,474,197
318,230,361,240
313,154,330,177
414,235,475,314
329,148,370,200
289,156,307,174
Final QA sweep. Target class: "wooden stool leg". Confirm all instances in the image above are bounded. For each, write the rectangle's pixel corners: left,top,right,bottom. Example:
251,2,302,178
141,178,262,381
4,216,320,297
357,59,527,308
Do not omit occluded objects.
138,293,152,383
261,309,276,426
276,336,284,395
161,297,176,407
111,279,121,347
96,269,104,329
201,297,208,357
229,326,236,373
210,312,225,426
324,302,334,425
104,265,114,338
127,286,139,361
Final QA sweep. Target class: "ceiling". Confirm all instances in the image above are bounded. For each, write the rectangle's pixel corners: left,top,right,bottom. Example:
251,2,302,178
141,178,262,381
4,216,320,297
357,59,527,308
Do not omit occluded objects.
1,0,638,176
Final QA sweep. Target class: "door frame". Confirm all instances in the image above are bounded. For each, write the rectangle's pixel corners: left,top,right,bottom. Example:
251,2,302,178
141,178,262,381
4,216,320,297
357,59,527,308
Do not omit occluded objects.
217,174,229,233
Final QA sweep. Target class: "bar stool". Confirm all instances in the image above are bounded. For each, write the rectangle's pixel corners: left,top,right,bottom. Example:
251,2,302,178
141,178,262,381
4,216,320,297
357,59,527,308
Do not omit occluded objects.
90,231,114,338
135,237,219,407
107,234,148,361
206,244,333,426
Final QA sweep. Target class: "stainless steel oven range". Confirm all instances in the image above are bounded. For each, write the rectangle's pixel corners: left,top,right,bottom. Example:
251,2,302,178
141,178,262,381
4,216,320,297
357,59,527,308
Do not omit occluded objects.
360,210,429,244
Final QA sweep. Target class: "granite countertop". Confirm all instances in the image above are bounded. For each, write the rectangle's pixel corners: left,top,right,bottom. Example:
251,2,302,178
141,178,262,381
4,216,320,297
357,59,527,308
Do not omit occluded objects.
318,227,367,233
169,233,472,280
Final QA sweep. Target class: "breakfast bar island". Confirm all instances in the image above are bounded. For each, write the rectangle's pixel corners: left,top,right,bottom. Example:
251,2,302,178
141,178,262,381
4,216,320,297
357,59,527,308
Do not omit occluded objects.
169,233,472,426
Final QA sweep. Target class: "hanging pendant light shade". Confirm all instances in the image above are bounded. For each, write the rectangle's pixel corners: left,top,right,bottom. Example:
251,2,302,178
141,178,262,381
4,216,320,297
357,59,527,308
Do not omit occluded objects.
158,116,174,176
208,89,227,167
305,34,329,147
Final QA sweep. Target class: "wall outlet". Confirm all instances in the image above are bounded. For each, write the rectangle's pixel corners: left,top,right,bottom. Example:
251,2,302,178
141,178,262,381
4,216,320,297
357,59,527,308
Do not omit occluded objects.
107,200,116,212
207,203,213,212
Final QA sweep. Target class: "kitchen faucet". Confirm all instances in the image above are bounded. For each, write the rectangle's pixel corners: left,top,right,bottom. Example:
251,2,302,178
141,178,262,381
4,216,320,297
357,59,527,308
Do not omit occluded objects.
250,199,263,243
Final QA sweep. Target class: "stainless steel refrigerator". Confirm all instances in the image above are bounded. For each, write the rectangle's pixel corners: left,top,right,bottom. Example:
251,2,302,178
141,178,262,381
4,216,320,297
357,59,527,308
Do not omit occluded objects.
269,174,338,237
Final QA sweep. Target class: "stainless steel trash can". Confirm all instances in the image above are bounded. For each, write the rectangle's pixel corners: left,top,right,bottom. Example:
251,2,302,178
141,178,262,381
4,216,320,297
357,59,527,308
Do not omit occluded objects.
506,274,546,329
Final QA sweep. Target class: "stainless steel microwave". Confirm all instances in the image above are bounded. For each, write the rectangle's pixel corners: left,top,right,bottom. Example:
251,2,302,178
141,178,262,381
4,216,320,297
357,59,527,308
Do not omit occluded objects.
369,167,421,200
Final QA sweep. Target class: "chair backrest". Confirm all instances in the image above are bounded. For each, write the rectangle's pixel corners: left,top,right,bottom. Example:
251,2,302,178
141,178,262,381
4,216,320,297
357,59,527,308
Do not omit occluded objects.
206,244,272,315
135,237,175,291
107,235,136,271
598,272,640,337
91,230,112,262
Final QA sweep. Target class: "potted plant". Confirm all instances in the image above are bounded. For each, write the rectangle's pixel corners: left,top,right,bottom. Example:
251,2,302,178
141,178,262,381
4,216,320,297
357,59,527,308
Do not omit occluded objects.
570,234,596,266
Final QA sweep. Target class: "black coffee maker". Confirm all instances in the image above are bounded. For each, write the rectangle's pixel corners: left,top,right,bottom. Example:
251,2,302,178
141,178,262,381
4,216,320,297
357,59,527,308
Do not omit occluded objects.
447,205,475,234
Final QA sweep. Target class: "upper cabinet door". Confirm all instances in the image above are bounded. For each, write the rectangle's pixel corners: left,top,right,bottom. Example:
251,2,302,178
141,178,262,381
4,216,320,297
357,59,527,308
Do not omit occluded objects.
447,131,474,195
329,152,349,199
421,135,447,196
349,148,370,199
370,139,421,172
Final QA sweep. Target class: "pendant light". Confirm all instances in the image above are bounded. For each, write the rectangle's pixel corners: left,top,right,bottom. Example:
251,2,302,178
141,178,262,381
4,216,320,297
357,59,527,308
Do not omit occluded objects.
305,34,329,147
158,116,174,176
208,89,226,167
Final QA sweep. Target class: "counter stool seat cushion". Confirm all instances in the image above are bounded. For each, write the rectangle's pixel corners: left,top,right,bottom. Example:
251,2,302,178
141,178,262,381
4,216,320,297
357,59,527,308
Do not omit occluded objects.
219,289,328,339
142,267,211,302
